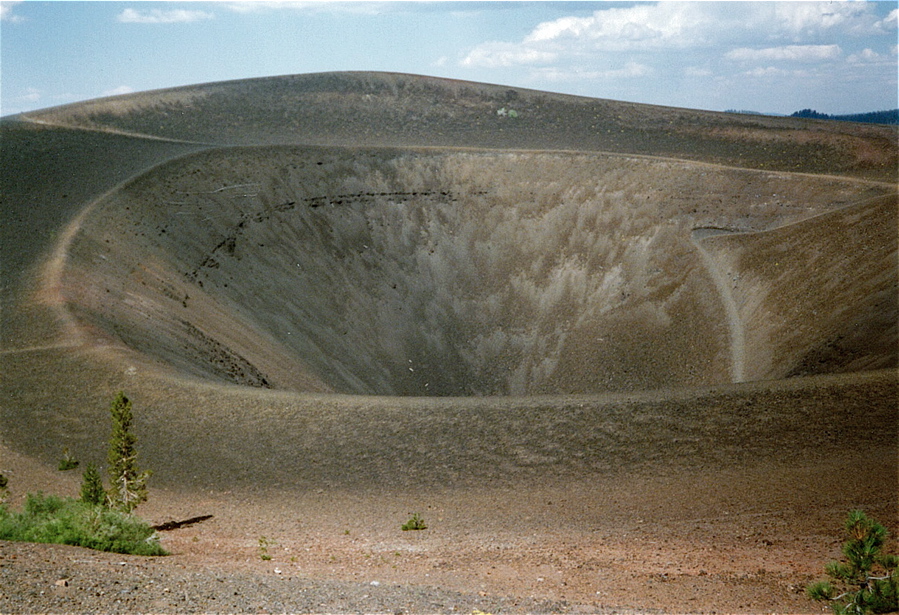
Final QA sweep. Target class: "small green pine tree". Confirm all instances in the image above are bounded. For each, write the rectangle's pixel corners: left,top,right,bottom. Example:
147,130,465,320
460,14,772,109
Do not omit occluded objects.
808,510,898,614
106,392,150,513
80,463,106,507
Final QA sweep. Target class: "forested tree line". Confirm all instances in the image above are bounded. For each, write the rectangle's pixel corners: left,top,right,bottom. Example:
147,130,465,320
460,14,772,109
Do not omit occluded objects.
725,108,898,125
790,108,898,124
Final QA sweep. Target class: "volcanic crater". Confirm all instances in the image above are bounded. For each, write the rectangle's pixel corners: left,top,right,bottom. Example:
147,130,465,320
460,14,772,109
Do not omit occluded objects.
59,144,895,397
2,72,897,614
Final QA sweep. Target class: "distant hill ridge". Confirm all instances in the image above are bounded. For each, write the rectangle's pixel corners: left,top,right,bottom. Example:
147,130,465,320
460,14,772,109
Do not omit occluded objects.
727,107,899,125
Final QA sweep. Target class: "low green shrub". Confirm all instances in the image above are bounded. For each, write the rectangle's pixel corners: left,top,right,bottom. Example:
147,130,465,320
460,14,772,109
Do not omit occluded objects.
401,512,427,531
57,448,79,471
258,535,274,560
0,492,166,556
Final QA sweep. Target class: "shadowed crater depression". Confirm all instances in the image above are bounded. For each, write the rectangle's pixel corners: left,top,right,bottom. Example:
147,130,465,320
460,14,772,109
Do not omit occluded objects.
61,145,895,396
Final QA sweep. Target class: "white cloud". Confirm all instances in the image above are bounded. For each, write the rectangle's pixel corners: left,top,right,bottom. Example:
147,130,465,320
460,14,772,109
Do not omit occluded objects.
684,66,713,78
0,1,24,22
21,87,41,103
224,1,305,12
521,3,712,51
847,48,880,63
224,1,387,16
531,61,654,83
766,2,896,38
117,8,214,24
726,44,842,63
103,86,135,97
874,8,898,32
461,42,557,68
846,47,896,69
743,66,793,78
768,3,854,34
460,2,895,72
460,4,711,70
600,61,653,79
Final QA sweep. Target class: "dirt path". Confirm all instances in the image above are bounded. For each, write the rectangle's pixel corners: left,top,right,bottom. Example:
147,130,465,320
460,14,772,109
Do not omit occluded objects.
691,228,745,383
0,342,81,355
19,114,214,146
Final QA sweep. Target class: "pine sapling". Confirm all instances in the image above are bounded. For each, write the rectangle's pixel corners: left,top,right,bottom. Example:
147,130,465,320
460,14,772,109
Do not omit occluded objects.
808,510,898,614
80,463,106,507
106,392,150,513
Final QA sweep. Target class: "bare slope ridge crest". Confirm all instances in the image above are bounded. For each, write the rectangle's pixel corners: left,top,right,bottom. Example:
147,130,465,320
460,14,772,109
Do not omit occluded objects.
21,70,898,178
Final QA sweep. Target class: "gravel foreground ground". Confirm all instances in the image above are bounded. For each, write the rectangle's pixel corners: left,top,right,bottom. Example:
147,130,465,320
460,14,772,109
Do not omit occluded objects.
6,452,892,615
1,372,895,615
0,540,575,615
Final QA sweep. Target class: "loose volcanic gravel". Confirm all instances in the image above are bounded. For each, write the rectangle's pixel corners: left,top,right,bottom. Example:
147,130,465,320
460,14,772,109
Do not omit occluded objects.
0,541,579,615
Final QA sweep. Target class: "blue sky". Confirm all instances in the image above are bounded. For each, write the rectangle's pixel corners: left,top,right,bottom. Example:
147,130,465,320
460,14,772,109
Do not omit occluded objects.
2,1,897,117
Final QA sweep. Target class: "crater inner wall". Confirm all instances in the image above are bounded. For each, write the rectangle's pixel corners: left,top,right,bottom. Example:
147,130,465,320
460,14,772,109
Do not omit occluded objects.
61,146,894,395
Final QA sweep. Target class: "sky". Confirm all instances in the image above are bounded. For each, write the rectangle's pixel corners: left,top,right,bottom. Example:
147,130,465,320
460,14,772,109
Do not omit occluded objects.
1,1,897,117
